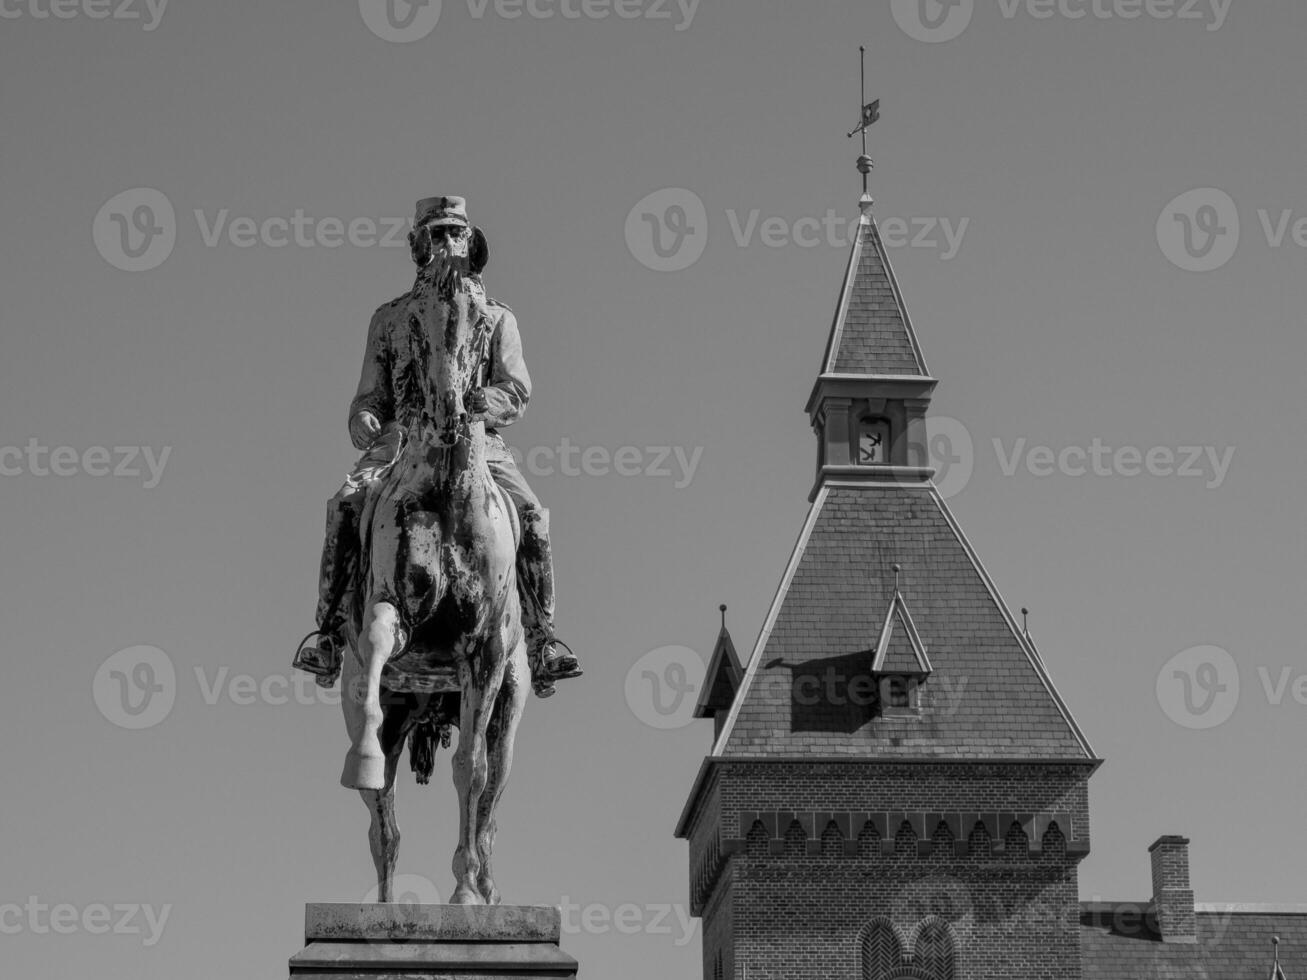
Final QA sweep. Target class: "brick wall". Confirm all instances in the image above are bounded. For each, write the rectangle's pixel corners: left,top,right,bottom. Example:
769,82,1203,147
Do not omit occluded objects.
685,761,1093,980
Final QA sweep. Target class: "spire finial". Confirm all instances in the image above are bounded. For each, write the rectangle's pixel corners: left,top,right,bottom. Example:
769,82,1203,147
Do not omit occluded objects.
719,603,728,629
1021,607,1031,638
892,563,902,592
847,46,880,212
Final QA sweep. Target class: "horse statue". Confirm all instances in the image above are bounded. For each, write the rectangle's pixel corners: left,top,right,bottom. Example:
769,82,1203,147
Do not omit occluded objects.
331,205,529,907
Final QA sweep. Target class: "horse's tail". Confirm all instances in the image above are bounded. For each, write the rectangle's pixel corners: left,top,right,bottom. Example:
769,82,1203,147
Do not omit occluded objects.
408,712,454,786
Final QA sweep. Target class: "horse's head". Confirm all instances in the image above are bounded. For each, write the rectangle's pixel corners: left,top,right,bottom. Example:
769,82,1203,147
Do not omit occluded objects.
406,209,490,449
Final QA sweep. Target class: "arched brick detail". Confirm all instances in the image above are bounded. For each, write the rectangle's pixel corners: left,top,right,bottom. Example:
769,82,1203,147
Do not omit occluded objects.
1041,820,1067,861
821,819,845,859
1004,820,1030,861
859,917,904,980
967,821,992,859
912,916,958,980
929,820,955,861
895,820,919,858
858,819,883,859
745,819,768,858
783,819,807,857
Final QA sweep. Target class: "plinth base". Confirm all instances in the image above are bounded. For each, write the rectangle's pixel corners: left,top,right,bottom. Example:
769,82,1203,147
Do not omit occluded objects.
289,903,578,979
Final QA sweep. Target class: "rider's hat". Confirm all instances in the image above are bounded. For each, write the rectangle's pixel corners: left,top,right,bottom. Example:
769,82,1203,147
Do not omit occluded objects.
414,196,469,228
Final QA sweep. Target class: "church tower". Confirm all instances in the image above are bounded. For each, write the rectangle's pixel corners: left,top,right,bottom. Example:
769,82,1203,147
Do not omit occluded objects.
676,176,1098,980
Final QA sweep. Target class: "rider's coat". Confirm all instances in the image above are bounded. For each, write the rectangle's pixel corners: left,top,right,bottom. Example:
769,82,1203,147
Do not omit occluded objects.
349,277,531,445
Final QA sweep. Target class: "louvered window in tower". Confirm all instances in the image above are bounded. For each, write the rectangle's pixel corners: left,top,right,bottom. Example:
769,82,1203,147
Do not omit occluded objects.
857,416,892,465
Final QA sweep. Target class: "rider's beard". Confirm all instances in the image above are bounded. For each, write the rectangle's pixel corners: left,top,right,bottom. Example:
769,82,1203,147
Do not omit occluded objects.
412,227,472,282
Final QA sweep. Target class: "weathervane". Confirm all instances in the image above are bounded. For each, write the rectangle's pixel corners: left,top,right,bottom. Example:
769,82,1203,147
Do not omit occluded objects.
847,45,880,211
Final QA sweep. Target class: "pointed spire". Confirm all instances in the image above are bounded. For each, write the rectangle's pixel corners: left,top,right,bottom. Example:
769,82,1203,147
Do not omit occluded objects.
818,215,929,378
822,65,926,379
807,79,940,500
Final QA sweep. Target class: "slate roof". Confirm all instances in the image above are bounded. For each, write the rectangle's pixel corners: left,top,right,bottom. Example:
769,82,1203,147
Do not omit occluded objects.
820,214,929,377
1082,905,1307,980
711,483,1092,759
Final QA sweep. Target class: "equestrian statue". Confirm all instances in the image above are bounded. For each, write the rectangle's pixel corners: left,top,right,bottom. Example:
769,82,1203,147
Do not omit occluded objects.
294,195,581,905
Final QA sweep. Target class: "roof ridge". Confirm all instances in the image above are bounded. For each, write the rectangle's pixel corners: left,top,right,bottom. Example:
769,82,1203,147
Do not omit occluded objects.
928,489,1096,760
867,216,930,377
820,215,868,375
709,488,829,756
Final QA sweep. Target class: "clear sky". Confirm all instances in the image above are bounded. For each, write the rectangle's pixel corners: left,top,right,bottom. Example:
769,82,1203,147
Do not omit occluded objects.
2,1,1305,977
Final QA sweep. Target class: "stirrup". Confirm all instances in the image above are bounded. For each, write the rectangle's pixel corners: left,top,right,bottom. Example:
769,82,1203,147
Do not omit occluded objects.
541,638,582,680
293,628,343,688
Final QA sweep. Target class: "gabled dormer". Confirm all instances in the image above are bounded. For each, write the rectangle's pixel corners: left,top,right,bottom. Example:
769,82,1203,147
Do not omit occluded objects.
694,605,743,740
870,566,932,712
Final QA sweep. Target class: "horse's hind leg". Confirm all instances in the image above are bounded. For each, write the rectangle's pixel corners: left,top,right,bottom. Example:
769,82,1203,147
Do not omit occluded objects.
360,733,404,902
475,639,529,906
341,600,402,791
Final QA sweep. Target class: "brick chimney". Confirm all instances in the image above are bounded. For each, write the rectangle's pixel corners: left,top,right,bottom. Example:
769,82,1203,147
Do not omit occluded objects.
1149,836,1197,943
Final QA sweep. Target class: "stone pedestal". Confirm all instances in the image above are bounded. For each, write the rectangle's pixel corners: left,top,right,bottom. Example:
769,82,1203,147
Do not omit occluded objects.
289,903,578,979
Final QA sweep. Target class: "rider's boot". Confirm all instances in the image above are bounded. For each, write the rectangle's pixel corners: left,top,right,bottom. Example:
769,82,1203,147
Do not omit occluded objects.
295,490,360,685
517,508,582,698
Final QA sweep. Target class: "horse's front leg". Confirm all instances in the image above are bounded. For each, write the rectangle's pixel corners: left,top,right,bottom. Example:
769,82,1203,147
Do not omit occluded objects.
450,656,505,905
360,738,404,901
340,600,401,791
475,635,529,906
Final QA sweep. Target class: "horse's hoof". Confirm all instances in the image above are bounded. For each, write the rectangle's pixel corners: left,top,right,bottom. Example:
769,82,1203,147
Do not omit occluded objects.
450,884,484,906
340,748,386,791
